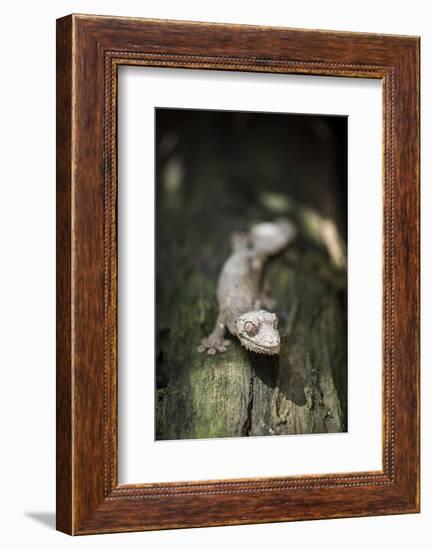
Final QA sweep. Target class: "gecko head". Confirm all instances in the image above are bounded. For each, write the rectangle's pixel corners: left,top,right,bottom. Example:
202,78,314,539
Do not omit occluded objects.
236,310,281,355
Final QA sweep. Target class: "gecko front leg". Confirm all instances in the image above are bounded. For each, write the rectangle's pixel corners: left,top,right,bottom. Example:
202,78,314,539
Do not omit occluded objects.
197,313,231,355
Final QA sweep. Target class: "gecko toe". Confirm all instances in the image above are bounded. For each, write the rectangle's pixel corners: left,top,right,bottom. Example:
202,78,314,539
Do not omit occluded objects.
207,348,217,356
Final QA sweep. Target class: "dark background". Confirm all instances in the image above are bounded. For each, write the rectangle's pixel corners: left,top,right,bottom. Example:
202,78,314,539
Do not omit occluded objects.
156,108,347,237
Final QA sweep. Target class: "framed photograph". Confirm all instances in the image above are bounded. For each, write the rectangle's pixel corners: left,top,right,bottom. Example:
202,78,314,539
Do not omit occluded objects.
56,14,420,534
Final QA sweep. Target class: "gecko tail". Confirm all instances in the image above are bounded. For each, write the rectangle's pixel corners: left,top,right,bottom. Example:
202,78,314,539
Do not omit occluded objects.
250,219,296,256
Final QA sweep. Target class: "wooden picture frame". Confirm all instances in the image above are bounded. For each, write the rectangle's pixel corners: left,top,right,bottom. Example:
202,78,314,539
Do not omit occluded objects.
56,14,420,535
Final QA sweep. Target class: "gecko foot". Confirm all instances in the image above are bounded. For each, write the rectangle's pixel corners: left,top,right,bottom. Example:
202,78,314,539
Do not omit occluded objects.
197,336,231,355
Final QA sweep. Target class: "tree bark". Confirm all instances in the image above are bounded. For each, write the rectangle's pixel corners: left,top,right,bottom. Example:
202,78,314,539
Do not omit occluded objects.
156,221,347,440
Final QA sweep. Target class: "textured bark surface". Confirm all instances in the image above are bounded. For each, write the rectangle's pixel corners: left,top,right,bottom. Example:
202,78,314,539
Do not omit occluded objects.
155,109,347,440
156,229,347,440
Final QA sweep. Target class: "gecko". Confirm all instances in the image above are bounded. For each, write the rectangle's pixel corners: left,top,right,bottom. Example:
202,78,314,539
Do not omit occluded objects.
197,219,296,356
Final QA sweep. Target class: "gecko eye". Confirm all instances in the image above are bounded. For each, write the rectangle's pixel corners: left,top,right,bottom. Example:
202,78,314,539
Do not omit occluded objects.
244,321,258,336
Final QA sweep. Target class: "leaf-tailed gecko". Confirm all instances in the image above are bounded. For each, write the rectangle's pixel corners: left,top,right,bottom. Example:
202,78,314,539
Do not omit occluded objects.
198,220,296,356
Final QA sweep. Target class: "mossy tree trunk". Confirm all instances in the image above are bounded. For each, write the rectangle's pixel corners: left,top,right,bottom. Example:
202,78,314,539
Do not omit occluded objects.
156,234,347,440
